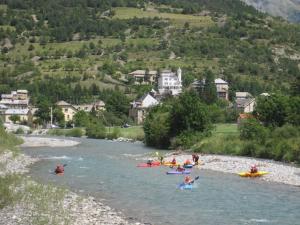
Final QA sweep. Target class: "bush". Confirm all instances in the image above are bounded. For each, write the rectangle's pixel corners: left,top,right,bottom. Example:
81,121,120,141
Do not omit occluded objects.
85,120,106,139
239,118,268,143
106,127,121,139
170,131,208,149
65,128,84,137
15,128,24,134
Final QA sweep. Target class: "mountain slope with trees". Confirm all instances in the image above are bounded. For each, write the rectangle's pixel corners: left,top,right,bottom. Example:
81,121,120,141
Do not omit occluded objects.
0,0,299,127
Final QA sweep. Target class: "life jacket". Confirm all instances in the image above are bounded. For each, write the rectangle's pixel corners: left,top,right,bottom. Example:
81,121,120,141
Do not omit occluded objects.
55,165,64,174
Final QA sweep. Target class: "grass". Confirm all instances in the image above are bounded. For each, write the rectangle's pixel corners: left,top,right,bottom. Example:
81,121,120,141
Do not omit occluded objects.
213,123,238,134
192,123,241,154
106,126,144,140
0,175,70,225
0,126,23,155
113,7,214,27
47,128,84,137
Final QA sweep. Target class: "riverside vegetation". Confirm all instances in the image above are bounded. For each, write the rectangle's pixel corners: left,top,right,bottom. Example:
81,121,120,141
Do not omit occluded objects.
0,1,299,160
0,0,299,126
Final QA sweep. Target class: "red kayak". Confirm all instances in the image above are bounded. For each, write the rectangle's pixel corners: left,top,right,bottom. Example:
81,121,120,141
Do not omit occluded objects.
137,161,160,167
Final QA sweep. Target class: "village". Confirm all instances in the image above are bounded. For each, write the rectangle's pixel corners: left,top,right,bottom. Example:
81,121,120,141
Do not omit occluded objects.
0,68,269,131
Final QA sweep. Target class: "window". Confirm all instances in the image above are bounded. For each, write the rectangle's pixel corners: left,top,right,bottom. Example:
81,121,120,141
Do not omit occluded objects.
64,108,68,112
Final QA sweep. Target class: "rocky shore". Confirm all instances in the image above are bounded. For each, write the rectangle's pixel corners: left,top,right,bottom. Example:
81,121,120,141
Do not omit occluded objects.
0,137,142,225
20,136,80,148
163,153,300,186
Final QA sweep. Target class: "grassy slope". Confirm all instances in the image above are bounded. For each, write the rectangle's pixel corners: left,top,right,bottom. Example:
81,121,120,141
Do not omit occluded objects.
113,7,213,27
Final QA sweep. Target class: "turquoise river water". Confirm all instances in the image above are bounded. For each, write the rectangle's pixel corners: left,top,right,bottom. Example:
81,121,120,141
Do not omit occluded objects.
23,138,300,225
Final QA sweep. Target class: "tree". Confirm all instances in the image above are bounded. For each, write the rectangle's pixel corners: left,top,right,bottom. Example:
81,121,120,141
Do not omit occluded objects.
170,90,212,136
254,94,289,127
74,110,90,127
52,107,65,127
200,69,217,104
9,115,20,124
239,118,268,144
35,97,51,125
143,105,171,148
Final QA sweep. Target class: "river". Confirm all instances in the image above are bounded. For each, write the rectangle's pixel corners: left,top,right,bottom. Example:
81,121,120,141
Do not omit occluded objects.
22,138,300,225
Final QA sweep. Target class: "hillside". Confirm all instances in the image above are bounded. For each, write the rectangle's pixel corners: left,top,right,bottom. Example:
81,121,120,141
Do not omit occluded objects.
242,0,300,23
0,0,299,106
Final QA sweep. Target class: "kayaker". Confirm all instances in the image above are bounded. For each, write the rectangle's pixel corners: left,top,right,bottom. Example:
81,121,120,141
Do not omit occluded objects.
184,176,192,184
55,164,64,174
250,165,258,173
171,157,176,165
159,155,164,164
184,159,191,165
192,154,199,165
147,159,153,166
176,165,185,172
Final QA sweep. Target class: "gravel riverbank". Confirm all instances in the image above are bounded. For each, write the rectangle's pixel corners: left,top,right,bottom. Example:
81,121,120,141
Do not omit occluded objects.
20,136,80,147
163,153,300,186
0,137,142,225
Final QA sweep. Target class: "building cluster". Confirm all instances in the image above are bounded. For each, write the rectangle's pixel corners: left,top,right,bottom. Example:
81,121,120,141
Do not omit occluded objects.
56,100,105,122
0,90,34,124
0,89,106,126
128,68,267,124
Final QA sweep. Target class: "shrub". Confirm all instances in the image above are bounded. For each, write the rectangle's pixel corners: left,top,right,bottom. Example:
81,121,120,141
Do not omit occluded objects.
239,118,268,143
85,120,106,139
65,128,84,137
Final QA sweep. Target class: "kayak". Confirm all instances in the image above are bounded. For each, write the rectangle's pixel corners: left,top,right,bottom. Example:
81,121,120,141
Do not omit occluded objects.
238,171,269,177
166,170,191,175
178,183,193,190
137,162,160,168
183,164,193,168
163,162,180,166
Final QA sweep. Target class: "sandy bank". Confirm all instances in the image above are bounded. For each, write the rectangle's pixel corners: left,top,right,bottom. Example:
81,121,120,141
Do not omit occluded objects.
163,153,300,186
20,136,80,147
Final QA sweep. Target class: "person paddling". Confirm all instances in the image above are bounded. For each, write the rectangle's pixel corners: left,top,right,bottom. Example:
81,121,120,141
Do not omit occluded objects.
184,175,192,184
147,159,153,167
176,165,185,172
192,154,199,165
250,165,258,173
55,164,65,174
184,159,191,165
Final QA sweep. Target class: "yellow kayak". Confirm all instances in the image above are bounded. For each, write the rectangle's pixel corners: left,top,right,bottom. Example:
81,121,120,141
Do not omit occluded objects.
238,171,269,177
163,162,181,167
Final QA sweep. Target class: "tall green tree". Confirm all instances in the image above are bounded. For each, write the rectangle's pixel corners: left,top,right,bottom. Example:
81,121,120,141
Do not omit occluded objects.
200,69,217,104
254,94,289,127
170,90,212,136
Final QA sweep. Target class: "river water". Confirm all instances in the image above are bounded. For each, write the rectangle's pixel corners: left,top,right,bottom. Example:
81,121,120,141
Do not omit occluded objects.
23,138,300,225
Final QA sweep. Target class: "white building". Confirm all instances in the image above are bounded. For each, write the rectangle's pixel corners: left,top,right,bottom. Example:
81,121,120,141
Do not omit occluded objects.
158,68,182,96
129,93,159,124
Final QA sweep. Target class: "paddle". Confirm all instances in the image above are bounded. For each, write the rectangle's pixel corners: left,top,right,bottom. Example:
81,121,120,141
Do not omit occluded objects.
179,176,200,188
188,176,199,184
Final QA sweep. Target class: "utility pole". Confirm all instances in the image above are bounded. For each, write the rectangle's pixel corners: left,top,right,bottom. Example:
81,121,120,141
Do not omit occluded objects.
50,106,53,128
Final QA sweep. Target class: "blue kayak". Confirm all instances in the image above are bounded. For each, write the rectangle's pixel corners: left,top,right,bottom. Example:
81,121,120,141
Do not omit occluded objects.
183,164,193,168
178,183,193,190
166,170,191,175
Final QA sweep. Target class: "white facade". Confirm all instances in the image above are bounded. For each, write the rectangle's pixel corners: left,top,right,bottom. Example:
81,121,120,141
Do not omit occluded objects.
129,93,159,124
158,68,182,96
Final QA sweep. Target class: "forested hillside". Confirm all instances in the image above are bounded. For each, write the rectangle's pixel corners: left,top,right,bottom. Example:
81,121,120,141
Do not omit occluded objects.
0,0,299,106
